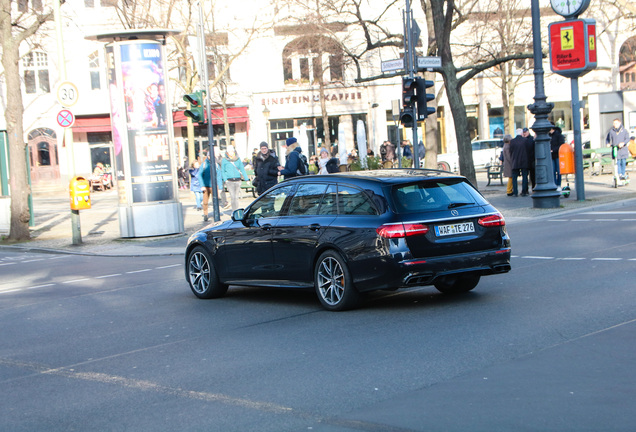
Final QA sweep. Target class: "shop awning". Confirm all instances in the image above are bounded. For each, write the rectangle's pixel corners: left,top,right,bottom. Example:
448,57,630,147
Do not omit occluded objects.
71,115,112,132
172,106,249,127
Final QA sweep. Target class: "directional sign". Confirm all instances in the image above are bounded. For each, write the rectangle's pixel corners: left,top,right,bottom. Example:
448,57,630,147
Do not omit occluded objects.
381,58,404,73
56,81,79,107
57,109,75,128
417,56,442,69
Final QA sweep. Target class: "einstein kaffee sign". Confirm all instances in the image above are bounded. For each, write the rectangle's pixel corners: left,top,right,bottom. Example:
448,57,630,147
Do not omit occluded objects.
261,89,365,107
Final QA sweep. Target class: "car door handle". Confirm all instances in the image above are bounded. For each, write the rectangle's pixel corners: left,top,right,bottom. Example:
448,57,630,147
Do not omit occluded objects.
309,223,321,231
261,223,272,231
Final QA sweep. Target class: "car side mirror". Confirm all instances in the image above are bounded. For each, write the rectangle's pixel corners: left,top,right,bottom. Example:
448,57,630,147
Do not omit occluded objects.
231,209,245,222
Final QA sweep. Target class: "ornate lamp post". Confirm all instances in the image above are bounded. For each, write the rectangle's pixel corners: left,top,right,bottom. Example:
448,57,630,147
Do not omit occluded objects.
528,0,561,208
263,105,271,144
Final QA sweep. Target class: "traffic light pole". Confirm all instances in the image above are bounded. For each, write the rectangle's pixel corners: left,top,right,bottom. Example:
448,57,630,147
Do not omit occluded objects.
198,2,220,222
404,0,420,168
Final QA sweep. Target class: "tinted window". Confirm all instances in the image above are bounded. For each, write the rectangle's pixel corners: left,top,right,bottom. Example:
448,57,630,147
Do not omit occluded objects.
318,184,338,215
392,179,488,213
288,183,327,216
247,185,295,218
338,185,378,215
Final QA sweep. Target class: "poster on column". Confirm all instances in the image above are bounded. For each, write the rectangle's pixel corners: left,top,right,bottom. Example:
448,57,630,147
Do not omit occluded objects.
120,42,173,203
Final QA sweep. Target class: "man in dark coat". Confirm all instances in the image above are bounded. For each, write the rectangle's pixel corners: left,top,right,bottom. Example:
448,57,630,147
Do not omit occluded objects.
509,129,529,196
253,141,279,195
523,127,536,189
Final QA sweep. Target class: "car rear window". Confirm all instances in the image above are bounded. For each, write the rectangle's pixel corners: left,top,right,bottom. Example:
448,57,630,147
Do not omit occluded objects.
392,179,488,213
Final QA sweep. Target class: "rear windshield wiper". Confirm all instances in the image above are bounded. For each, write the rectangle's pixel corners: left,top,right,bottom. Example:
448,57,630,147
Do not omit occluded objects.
448,202,474,209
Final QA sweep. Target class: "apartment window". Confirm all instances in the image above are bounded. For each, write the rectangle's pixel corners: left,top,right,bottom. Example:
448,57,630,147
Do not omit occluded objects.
89,51,101,90
23,52,50,94
282,36,344,85
85,0,94,7
207,53,231,81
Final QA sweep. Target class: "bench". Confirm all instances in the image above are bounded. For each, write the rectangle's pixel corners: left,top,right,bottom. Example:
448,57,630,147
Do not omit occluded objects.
582,148,634,175
486,164,503,186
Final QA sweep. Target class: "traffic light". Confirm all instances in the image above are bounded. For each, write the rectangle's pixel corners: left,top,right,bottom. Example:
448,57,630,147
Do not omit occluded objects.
183,91,205,123
400,78,417,127
416,77,436,120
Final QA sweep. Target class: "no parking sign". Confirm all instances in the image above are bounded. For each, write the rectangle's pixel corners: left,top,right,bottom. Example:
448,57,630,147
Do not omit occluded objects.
57,109,75,128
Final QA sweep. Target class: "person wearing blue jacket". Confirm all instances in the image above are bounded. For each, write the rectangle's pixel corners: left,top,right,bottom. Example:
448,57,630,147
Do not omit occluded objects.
221,145,249,212
188,161,203,210
278,137,305,179
197,149,229,222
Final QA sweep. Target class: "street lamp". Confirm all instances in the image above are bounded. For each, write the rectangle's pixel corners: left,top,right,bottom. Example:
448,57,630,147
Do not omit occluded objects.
528,0,561,208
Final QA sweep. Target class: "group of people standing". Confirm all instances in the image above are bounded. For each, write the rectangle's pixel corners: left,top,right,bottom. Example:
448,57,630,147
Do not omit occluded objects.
501,128,538,197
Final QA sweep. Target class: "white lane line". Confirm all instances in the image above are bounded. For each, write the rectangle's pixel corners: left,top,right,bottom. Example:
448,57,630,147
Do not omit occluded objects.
595,218,618,221
547,219,569,222
26,283,56,290
520,256,554,260
21,259,46,263
0,289,21,294
0,262,16,267
48,256,70,260
126,269,152,274
591,258,623,261
570,219,590,222
155,264,180,269
62,278,90,284
559,257,586,260
584,211,636,214
95,273,122,279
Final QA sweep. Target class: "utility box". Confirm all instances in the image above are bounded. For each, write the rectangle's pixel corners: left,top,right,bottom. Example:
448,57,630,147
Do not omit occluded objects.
69,177,91,210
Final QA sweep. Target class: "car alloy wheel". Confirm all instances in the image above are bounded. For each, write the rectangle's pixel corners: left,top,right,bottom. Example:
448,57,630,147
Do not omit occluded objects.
187,246,227,299
315,250,359,311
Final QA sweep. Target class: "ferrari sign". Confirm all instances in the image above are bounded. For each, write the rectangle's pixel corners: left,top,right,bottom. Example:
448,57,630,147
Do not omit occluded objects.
549,18,597,78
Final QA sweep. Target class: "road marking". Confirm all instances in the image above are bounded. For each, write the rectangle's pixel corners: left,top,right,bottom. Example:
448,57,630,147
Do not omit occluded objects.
0,262,16,266
559,257,585,260
547,219,569,222
0,289,21,294
95,273,122,279
595,218,618,221
126,269,152,274
583,211,636,214
21,259,46,263
520,256,554,260
591,257,622,261
0,357,295,415
26,283,56,290
62,278,90,284
155,264,180,269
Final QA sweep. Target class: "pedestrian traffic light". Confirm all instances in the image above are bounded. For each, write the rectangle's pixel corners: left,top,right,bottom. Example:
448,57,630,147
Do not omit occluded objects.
416,77,436,120
183,91,205,124
400,78,417,127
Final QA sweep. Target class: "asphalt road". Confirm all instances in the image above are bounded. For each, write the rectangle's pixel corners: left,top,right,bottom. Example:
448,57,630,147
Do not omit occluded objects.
1,204,635,431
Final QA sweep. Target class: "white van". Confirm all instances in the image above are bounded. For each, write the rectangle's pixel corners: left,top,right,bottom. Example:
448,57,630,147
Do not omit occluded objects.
436,139,503,172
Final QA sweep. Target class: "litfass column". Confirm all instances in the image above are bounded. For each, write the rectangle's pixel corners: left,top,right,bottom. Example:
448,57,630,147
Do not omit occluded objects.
100,32,183,237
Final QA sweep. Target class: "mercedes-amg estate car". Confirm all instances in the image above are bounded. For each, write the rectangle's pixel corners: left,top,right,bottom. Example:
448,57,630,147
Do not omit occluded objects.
185,169,511,311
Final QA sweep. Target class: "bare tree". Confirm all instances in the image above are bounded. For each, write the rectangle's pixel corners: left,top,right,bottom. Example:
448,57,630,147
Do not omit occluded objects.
1,0,54,240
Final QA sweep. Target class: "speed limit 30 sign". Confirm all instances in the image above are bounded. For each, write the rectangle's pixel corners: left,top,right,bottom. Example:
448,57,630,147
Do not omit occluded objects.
57,81,79,107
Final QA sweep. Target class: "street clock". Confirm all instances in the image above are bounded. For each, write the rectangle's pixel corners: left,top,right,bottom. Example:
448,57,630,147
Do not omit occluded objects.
551,0,591,19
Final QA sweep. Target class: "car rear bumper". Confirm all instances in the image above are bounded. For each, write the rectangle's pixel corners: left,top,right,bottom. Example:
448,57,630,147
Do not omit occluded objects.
351,247,511,292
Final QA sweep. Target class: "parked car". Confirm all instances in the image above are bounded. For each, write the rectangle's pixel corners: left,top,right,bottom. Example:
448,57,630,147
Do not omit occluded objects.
185,169,511,311
436,139,504,172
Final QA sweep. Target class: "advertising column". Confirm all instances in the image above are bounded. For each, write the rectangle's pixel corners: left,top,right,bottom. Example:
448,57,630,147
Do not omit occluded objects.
106,40,183,237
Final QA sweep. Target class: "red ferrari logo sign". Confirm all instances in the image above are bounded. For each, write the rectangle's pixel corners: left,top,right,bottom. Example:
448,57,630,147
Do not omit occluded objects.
549,19,597,78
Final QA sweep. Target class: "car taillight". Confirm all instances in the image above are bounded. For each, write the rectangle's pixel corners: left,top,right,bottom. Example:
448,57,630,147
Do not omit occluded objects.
377,223,429,238
478,213,505,227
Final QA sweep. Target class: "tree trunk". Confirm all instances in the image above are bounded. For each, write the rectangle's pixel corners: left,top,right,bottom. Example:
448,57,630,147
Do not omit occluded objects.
319,80,331,151
2,37,31,240
428,0,477,186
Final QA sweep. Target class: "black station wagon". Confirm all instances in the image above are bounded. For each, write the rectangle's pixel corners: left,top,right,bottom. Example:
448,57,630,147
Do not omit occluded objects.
185,169,511,311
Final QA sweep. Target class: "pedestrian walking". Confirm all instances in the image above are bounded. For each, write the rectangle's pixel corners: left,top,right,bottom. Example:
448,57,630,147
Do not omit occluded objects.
221,145,249,212
500,134,514,196
523,127,536,189
253,141,279,195
189,161,203,210
278,137,307,179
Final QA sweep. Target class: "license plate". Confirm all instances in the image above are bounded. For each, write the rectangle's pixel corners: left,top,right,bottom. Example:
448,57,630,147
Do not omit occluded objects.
435,222,475,236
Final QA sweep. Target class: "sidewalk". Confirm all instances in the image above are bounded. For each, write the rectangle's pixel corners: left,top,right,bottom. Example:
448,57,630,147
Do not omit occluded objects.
1,170,635,257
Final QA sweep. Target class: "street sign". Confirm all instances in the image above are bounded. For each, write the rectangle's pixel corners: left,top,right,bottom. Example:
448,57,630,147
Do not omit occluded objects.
417,56,442,69
57,109,75,128
548,18,596,78
411,20,421,46
56,81,79,107
381,58,404,73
